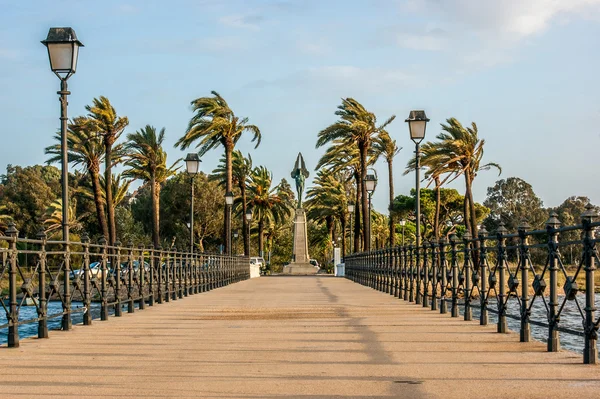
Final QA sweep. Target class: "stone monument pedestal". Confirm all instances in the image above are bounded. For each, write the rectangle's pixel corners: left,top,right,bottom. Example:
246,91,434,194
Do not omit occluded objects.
283,208,318,275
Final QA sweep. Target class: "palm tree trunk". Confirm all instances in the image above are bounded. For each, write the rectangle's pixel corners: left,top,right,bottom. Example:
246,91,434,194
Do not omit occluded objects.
90,168,108,239
359,143,369,251
104,142,116,244
240,183,249,256
258,219,264,257
340,214,347,258
151,173,160,248
434,176,441,241
387,158,395,247
354,171,361,253
224,143,233,255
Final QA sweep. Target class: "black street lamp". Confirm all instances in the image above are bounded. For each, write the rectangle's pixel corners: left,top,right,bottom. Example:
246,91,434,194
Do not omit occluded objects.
185,153,201,253
347,202,355,255
364,169,378,252
245,208,253,256
42,27,83,332
406,110,429,305
225,191,234,256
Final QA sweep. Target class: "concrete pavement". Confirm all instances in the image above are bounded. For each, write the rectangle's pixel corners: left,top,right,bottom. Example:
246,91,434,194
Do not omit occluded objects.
1,276,599,398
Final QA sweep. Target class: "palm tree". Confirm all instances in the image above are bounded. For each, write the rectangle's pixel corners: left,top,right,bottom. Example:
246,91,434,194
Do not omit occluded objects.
43,198,87,237
124,125,178,248
212,150,253,255
86,96,129,245
45,116,109,239
316,98,395,251
372,131,401,246
0,205,12,232
175,91,261,252
427,118,501,237
305,170,348,256
247,166,292,257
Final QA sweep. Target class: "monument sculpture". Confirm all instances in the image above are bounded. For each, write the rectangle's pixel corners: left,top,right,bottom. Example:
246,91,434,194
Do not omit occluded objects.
283,153,317,275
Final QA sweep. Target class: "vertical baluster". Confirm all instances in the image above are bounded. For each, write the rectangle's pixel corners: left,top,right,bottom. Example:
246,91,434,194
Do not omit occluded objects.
37,229,49,338
439,238,448,314
62,229,72,331
518,221,530,342
82,233,92,325
463,232,472,321
450,235,459,317
409,245,415,302
127,242,135,313
422,241,429,307
478,227,488,326
403,246,408,301
148,245,155,306
416,243,422,305
431,240,438,311
581,205,597,364
496,223,508,333
157,246,164,304
546,212,561,352
7,223,19,347
114,241,122,317
393,247,399,297
99,237,108,320
138,244,145,310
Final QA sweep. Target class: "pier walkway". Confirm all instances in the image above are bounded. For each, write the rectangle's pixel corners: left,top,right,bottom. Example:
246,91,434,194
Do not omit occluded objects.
1,276,600,398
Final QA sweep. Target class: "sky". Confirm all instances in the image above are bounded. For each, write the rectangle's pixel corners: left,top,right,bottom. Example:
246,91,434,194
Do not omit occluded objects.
1,0,599,214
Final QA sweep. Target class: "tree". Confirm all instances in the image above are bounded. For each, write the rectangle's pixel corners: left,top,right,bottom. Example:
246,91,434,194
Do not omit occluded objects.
426,118,501,238
124,125,178,248
0,205,12,233
43,197,87,238
45,116,109,239
175,91,261,253
317,98,394,251
483,177,546,233
373,131,401,246
247,166,292,257
212,150,253,255
86,96,129,245
553,196,598,265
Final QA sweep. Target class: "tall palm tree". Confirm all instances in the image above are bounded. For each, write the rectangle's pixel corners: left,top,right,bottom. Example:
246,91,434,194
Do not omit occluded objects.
212,150,253,255
43,198,87,237
316,98,395,251
124,125,178,248
45,116,109,239
86,96,129,245
372,131,401,246
428,118,501,237
175,91,261,252
247,166,292,257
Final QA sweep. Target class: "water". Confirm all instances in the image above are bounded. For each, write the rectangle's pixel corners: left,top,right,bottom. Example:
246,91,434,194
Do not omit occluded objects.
456,293,600,355
0,300,139,345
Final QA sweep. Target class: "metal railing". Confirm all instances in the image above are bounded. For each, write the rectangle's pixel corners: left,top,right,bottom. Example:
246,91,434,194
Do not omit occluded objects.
345,206,600,364
0,224,250,348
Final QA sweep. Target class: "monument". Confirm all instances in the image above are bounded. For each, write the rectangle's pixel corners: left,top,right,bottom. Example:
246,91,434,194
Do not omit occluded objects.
283,153,318,275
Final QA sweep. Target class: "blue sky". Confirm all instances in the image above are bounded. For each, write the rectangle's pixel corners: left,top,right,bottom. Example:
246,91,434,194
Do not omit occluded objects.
1,0,599,214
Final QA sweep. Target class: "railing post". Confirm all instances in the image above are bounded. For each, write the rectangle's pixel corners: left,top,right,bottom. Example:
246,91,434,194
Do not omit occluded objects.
449,234,459,317
148,245,155,306
126,242,135,314
6,223,19,347
463,232,472,321
518,220,531,342
61,230,72,331
157,246,164,303
496,222,508,333
138,244,145,310
581,204,597,364
546,212,561,352
431,240,438,311
393,247,399,297
82,233,92,325
439,238,448,314
422,241,429,307
478,226,488,326
99,237,109,321
113,241,122,317
408,245,415,302
402,246,408,301
36,228,49,338
415,243,422,304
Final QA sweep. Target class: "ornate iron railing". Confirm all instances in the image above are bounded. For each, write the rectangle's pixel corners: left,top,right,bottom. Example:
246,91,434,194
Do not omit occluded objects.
0,225,250,348
345,206,600,364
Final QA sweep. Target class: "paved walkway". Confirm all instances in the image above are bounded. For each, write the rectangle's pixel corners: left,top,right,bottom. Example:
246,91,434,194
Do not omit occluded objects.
1,276,600,398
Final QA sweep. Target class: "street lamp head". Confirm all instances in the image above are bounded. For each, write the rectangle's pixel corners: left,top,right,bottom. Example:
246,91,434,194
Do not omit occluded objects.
347,202,355,214
245,208,253,221
405,110,430,144
400,219,406,226
233,230,239,238
41,27,83,81
184,153,201,176
225,191,234,206
364,169,377,194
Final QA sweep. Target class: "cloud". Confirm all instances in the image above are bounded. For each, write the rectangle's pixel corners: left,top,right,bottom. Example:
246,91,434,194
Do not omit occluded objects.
219,14,264,30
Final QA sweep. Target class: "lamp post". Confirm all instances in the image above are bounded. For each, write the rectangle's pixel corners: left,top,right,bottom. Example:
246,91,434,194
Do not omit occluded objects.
400,219,406,246
233,229,239,255
347,202,355,254
364,169,378,252
185,153,201,253
406,110,430,305
225,191,234,256
245,208,253,256
42,27,83,332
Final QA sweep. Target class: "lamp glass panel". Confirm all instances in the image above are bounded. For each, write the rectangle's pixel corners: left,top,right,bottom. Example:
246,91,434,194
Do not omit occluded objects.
48,43,73,72
186,160,199,175
409,120,427,140
365,178,376,192
225,194,234,205
71,43,79,72
348,204,355,213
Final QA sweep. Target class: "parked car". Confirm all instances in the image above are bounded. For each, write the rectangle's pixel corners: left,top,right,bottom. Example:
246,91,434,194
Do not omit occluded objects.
70,262,111,279
117,260,150,279
309,259,320,268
